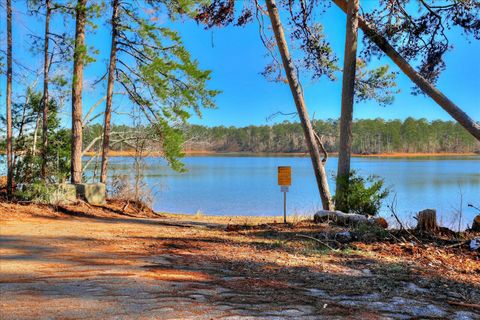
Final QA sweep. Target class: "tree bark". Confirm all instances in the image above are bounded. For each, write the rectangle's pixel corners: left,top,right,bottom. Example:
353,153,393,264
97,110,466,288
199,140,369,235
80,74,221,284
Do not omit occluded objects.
6,0,13,197
32,113,41,156
100,0,119,184
41,0,51,179
336,0,359,211
71,0,87,184
265,0,333,210
13,91,32,171
331,0,480,141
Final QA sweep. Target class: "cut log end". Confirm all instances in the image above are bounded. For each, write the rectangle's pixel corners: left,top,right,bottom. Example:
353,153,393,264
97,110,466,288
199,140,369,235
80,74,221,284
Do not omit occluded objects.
416,209,438,232
472,215,480,232
374,217,389,229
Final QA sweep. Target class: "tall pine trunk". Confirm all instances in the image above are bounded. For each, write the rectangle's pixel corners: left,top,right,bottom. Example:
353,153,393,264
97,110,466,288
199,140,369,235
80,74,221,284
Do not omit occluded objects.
41,0,51,179
6,0,13,197
335,0,359,211
265,0,333,210
100,0,119,184
332,0,480,141
71,0,87,184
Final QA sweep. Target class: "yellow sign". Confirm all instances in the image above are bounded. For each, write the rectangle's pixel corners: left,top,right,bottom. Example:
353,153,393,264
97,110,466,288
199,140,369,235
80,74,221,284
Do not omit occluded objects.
278,166,291,186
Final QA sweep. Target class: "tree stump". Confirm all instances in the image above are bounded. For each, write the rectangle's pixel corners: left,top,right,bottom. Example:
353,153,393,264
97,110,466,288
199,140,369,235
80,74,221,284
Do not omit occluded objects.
472,215,480,232
416,209,438,232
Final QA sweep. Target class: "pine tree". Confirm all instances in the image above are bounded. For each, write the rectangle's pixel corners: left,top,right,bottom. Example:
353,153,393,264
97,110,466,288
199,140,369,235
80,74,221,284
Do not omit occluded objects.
100,0,218,182
5,0,13,197
336,0,359,212
71,0,88,184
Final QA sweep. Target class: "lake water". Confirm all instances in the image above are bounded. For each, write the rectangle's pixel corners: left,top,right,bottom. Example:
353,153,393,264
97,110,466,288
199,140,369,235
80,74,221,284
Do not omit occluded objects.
100,155,480,229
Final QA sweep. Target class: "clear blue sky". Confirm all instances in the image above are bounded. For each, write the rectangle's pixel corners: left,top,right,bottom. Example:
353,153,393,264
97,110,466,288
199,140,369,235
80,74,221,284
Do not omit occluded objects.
1,1,479,128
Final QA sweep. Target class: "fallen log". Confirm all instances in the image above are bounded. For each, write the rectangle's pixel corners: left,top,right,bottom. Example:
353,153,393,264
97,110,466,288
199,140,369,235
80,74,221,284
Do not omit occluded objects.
313,210,388,228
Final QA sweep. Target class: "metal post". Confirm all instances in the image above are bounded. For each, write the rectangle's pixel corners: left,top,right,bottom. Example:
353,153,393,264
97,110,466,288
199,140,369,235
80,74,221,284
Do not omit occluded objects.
278,166,291,224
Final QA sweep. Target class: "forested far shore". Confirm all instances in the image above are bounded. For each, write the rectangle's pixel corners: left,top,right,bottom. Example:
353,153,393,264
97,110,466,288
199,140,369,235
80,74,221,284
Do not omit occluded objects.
80,117,480,155
3,118,478,157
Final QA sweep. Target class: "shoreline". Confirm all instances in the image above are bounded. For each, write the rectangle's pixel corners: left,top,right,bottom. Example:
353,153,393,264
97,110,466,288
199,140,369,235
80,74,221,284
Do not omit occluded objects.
83,150,479,158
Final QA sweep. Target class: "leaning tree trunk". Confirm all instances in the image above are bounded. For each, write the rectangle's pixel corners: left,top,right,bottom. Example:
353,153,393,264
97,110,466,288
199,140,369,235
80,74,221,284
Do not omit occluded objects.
336,0,359,212
71,0,87,184
100,0,119,184
265,0,333,210
6,0,13,197
332,0,480,141
41,0,51,179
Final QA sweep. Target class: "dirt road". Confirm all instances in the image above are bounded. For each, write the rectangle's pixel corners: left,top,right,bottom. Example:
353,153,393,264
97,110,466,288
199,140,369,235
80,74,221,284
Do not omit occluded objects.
0,202,478,319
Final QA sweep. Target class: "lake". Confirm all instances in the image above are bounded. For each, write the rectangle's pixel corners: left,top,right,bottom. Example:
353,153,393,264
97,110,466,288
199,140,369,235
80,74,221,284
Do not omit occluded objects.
99,155,480,229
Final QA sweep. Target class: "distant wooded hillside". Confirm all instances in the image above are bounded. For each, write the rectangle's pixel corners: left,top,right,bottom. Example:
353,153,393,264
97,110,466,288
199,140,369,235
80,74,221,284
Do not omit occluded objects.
79,118,479,155
182,118,479,154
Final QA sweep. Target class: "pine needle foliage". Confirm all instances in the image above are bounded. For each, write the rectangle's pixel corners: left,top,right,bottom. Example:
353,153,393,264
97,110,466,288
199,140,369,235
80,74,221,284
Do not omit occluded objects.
334,170,390,216
112,0,218,171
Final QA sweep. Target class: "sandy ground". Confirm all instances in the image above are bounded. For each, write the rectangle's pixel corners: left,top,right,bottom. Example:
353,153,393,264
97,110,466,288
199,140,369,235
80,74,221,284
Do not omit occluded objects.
0,201,479,320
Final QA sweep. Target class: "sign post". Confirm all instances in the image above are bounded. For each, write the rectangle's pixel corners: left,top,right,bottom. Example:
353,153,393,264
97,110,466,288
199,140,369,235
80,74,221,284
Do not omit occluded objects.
277,166,291,224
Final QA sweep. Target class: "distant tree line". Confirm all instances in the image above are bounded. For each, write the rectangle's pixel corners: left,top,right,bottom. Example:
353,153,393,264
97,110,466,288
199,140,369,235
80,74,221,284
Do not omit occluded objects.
181,118,480,154
8,117,478,166
80,118,479,155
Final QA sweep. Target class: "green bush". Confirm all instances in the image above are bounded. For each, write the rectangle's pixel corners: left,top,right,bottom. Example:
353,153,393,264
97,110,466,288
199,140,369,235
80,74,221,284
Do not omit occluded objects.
15,182,76,204
15,182,56,203
334,170,390,216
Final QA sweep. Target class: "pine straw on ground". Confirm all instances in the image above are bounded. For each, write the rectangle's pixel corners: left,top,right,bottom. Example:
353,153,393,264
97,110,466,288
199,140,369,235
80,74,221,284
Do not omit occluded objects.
0,200,479,319
1,200,478,286
222,220,480,284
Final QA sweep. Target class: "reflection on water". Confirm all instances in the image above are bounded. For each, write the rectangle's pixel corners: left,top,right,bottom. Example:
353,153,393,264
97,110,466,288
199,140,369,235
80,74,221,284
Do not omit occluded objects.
90,155,480,229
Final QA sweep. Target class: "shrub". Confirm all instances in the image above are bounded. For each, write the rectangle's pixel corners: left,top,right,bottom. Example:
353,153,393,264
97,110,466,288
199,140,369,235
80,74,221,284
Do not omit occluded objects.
334,170,390,216
15,182,54,203
108,174,153,210
15,182,76,205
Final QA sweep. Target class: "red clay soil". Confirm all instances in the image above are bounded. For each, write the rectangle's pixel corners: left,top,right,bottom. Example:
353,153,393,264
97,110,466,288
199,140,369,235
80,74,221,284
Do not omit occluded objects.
0,200,479,319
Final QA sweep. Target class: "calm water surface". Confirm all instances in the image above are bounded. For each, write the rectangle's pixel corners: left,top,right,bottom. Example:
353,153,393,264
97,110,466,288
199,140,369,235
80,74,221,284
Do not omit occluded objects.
100,155,479,228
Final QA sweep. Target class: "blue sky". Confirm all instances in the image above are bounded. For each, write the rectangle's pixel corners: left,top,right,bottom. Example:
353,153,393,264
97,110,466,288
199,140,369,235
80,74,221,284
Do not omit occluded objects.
1,1,479,128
